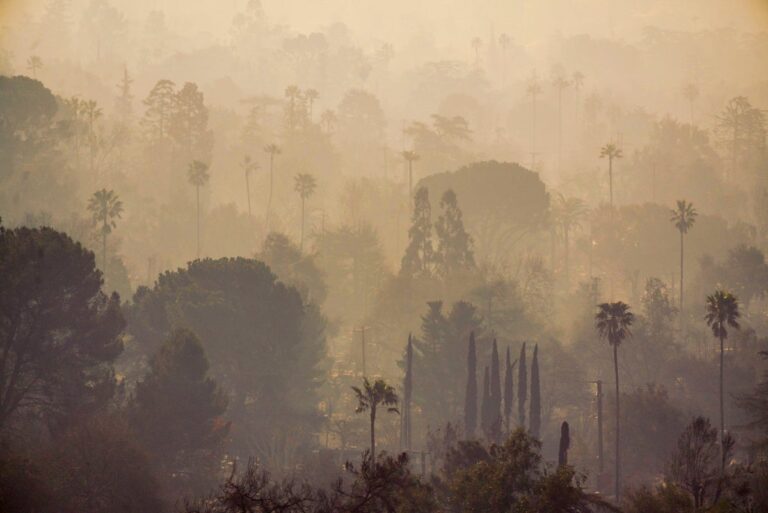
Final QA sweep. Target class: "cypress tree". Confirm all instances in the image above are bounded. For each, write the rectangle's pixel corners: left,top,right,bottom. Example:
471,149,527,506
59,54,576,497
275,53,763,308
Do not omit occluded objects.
403,334,413,450
530,344,541,438
464,332,478,438
490,339,502,441
518,342,527,428
503,346,515,433
558,421,570,467
480,365,490,437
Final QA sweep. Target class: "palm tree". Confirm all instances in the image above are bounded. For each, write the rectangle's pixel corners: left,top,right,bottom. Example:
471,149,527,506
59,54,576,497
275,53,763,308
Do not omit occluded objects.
552,71,571,172
87,189,123,275
670,200,698,317
294,173,317,252
401,150,420,204
263,144,281,231
554,193,588,286
351,377,399,463
187,160,210,259
600,143,623,208
498,34,510,84
595,301,634,500
526,73,543,169
704,290,740,478
242,155,258,233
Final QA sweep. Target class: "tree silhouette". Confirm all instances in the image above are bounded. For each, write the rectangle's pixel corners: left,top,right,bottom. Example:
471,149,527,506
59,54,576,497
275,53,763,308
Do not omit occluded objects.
704,290,740,478
465,332,477,438
682,83,699,125
551,70,571,172
26,55,43,79
320,109,337,133
352,377,399,463
471,37,482,68
529,344,540,439
402,335,413,450
527,73,543,169
294,173,317,252
401,150,420,205
263,143,281,231
670,200,697,317
595,301,634,500
518,343,527,428
242,155,258,228
187,160,210,259
503,346,516,434
553,193,588,287
304,88,319,121
87,188,123,274
599,143,623,209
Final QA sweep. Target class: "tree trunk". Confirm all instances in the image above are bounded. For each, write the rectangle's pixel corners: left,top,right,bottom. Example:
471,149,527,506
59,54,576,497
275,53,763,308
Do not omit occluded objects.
720,333,726,478
564,227,570,287
614,343,620,500
408,161,413,209
370,407,376,464
680,231,684,323
102,218,107,275
300,197,305,252
196,185,201,259
266,154,274,232
609,157,614,209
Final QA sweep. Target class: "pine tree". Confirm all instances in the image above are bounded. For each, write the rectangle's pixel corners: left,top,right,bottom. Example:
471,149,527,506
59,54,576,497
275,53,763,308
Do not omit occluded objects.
170,81,212,161
435,189,475,277
503,346,515,433
131,328,228,497
141,79,176,140
481,365,491,438
464,331,477,438
529,344,541,438
489,339,502,441
518,342,527,428
400,187,433,278
402,334,413,450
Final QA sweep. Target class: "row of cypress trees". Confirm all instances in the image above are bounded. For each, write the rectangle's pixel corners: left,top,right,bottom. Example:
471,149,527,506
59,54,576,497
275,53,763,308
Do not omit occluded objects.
400,332,541,449
465,335,541,441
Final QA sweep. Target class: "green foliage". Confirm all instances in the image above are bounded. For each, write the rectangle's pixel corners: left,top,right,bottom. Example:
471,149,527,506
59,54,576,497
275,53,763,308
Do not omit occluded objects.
131,328,228,498
0,223,124,430
127,257,327,463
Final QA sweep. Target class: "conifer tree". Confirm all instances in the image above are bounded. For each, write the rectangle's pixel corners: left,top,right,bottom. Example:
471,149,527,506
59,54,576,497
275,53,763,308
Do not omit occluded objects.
490,339,502,440
503,346,516,433
464,332,478,438
402,334,413,450
518,342,527,428
141,79,176,140
400,187,433,278
435,189,475,277
558,421,570,467
481,365,491,437
529,344,541,438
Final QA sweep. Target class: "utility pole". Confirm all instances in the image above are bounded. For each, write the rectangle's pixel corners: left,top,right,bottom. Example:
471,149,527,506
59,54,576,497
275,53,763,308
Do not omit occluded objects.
354,326,369,376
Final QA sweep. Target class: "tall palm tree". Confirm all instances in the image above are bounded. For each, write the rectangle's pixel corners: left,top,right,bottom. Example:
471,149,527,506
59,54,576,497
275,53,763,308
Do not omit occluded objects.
600,143,623,208
352,377,399,463
552,72,571,172
527,73,543,169
87,189,123,275
554,193,588,286
704,290,740,478
595,301,634,500
670,200,698,317
294,173,317,252
401,150,420,204
263,144,281,231
187,160,210,259
242,155,258,221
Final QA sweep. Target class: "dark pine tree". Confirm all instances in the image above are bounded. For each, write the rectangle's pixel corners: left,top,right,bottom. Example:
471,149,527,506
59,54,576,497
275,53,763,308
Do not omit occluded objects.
480,365,491,438
558,421,570,467
518,342,528,428
530,344,541,438
400,187,434,278
464,332,478,438
503,346,515,433
434,189,475,278
490,339,502,441
402,334,413,450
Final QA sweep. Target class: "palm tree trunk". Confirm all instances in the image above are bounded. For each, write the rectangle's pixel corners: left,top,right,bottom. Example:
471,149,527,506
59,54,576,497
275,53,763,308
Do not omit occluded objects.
557,88,563,172
609,157,614,209
370,408,376,464
300,196,305,252
102,220,107,275
614,343,620,500
720,333,725,477
408,161,413,208
245,171,252,221
196,185,201,259
564,227,570,287
266,154,274,232
680,231,684,321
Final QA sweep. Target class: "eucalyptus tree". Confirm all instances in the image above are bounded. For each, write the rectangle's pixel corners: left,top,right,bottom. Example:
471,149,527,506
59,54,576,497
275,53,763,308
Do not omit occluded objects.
670,200,697,316
704,290,740,478
595,301,634,500
352,377,399,463
87,188,123,273
187,160,210,259
263,143,281,231
294,173,317,252
599,143,623,208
